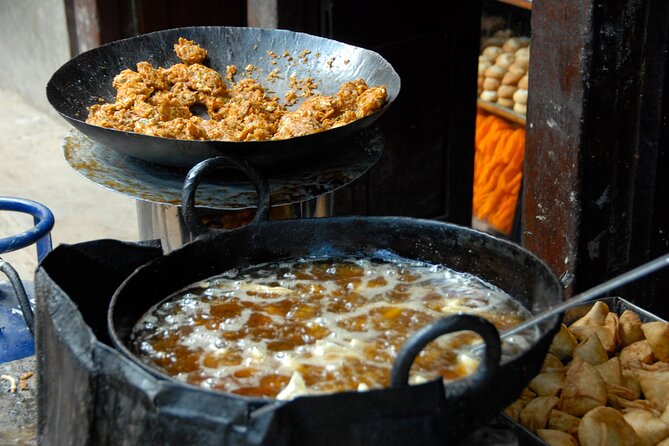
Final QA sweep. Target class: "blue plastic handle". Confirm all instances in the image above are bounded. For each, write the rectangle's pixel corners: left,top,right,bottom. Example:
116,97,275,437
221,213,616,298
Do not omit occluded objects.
0,196,55,261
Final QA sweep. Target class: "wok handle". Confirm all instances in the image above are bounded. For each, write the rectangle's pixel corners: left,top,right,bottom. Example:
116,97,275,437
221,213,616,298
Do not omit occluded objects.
390,314,501,397
181,155,271,238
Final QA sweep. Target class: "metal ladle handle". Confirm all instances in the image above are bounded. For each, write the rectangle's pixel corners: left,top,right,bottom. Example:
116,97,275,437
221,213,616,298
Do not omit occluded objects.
501,252,669,341
391,314,501,399
181,155,271,239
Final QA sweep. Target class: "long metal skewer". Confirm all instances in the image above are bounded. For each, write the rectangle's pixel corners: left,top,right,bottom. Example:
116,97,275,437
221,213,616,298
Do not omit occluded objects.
500,252,669,340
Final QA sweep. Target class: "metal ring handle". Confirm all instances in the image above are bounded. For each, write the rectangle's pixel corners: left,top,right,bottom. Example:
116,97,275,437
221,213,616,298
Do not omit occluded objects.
390,314,501,395
181,156,271,238
0,197,54,261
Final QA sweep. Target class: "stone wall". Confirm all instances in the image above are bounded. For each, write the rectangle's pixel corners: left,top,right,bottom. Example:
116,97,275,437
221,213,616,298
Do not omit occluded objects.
0,0,71,117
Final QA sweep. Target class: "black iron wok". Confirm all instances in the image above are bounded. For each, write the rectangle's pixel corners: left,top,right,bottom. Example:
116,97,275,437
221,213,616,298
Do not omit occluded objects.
106,157,563,445
46,26,401,169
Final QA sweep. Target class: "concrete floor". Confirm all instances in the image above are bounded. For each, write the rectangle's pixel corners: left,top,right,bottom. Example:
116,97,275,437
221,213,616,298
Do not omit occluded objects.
0,88,138,280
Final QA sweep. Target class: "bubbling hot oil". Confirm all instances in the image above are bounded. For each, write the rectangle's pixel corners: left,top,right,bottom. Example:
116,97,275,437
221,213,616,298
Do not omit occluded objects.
131,256,534,399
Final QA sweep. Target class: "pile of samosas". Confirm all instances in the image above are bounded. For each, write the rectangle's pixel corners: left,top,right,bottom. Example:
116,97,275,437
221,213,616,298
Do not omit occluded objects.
505,301,669,446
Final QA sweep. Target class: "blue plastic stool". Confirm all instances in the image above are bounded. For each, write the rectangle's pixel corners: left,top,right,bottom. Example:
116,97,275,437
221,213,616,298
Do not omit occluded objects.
0,197,54,363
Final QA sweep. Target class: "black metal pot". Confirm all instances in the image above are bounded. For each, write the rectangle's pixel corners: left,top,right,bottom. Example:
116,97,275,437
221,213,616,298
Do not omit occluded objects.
104,156,564,445
46,26,400,170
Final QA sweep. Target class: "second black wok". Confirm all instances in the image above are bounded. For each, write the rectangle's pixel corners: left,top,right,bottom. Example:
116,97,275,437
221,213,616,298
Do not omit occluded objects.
105,157,563,445
46,26,401,169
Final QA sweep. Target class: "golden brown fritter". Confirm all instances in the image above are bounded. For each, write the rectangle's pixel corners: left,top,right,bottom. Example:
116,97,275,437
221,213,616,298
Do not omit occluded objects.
273,81,388,139
86,38,387,142
173,37,208,65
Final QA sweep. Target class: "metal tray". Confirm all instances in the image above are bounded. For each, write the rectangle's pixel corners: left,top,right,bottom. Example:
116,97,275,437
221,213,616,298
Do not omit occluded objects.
499,296,667,446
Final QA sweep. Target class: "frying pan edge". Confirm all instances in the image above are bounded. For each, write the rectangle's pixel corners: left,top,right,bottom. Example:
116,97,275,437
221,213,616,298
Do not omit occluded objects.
46,25,401,168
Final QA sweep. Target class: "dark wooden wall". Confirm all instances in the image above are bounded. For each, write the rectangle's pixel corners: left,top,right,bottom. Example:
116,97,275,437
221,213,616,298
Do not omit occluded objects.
524,0,669,316
324,1,479,224
634,0,669,316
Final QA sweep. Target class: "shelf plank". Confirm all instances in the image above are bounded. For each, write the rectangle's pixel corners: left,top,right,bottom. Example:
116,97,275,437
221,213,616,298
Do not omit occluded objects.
477,99,526,125
494,0,532,10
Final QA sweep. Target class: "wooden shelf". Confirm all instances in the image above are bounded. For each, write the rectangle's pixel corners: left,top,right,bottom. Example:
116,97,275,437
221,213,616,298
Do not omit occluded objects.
477,99,526,126
494,0,532,10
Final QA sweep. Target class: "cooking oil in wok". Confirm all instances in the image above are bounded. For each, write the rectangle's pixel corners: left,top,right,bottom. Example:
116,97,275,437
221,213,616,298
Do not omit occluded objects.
131,255,534,399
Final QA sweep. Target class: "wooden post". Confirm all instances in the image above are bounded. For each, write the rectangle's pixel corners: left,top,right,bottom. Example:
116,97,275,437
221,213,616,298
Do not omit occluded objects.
522,0,668,310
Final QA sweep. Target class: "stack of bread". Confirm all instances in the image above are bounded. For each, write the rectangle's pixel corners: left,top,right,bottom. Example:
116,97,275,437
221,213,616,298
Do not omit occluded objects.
478,32,530,115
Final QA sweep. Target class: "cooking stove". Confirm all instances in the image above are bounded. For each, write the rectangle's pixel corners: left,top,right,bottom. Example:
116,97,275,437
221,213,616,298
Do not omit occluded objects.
28,127,556,445
35,238,544,446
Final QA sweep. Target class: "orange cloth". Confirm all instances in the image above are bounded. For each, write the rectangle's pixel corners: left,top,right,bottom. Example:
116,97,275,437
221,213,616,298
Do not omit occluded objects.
473,110,525,234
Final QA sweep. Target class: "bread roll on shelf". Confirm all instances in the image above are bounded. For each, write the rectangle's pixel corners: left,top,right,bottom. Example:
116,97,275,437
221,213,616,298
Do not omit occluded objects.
483,77,502,91
495,52,516,69
480,90,499,103
503,73,522,88
502,37,523,53
483,46,504,61
498,85,518,99
513,102,527,114
513,88,528,105
479,58,493,75
498,97,514,108
518,73,529,90
484,64,506,80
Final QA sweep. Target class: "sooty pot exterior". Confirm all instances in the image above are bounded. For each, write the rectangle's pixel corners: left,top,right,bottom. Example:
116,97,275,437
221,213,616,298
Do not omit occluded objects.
109,216,562,444
36,216,562,445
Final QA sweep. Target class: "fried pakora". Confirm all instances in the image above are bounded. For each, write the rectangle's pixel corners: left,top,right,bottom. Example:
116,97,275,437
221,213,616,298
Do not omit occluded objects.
86,37,387,142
